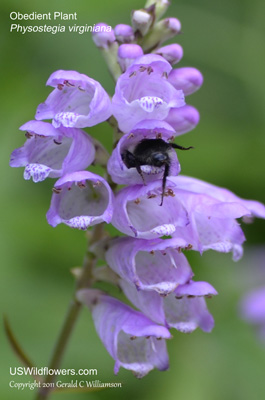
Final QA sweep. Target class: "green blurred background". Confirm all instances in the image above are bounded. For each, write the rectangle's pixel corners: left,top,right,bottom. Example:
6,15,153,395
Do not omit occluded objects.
1,0,265,399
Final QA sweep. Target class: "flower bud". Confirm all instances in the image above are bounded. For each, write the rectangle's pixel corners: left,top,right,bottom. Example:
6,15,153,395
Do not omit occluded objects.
155,43,183,65
165,105,200,135
145,0,170,20
92,23,116,49
131,9,154,36
168,67,203,95
114,24,135,43
141,17,181,52
117,44,144,72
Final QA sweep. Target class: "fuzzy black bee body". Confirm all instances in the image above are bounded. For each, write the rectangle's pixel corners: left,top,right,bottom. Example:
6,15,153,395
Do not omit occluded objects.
122,138,193,206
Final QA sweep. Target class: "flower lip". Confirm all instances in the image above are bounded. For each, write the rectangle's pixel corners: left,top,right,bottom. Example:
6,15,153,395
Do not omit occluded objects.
174,280,218,297
107,121,180,185
35,70,112,129
47,171,114,230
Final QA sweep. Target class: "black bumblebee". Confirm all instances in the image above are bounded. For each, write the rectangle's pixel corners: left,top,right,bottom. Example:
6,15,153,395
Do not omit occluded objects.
122,138,193,206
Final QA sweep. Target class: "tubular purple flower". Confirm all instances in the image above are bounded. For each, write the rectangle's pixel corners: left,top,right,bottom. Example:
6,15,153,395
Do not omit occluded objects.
165,105,200,136
240,287,265,340
107,120,179,185
118,44,144,72
92,23,116,48
35,70,112,129
155,44,184,65
77,289,171,377
114,24,135,43
168,67,204,96
106,237,193,295
112,54,185,133
120,280,217,333
10,121,95,183
173,175,265,219
46,171,114,230
169,176,265,260
111,180,188,239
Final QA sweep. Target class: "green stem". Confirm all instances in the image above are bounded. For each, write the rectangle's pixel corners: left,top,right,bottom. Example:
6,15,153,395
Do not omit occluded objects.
34,224,105,400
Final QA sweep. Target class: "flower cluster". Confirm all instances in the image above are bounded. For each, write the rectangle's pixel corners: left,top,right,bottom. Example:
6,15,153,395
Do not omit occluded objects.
10,0,265,378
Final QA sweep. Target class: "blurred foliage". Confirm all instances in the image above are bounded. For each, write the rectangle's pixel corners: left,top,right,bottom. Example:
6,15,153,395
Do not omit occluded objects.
1,0,265,399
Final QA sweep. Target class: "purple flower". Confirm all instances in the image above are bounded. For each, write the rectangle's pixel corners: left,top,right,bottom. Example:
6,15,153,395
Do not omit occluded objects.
114,24,135,44
111,175,265,251
77,289,171,377
10,121,95,183
120,280,217,333
111,179,189,239
155,43,184,65
170,176,265,260
35,70,112,129
165,105,200,135
107,120,180,185
240,287,265,341
92,23,116,48
168,67,203,96
117,44,144,72
47,171,114,230
106,237,193,295
112,54,185,133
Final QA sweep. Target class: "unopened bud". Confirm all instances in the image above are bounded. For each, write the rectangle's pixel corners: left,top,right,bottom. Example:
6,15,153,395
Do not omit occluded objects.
141,17,181,52
131,9,154,36
145,0,170,20
168,67,203,95
118,44,144,72
114,24,135,43
166,105,200,135
155,43,183,65
92,23,116,49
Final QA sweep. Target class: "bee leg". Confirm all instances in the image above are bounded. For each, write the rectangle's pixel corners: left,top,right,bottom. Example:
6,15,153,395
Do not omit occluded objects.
160,163,170,206
171,143,194,151
135,163,146,185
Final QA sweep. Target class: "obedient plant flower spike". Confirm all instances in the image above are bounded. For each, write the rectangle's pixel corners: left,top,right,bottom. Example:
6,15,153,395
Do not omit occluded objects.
140,17,182,52
92,23,122,81
145,0,170,21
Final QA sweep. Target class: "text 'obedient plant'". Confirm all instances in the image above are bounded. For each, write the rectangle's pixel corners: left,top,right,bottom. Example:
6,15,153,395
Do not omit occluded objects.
9,0,265,397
